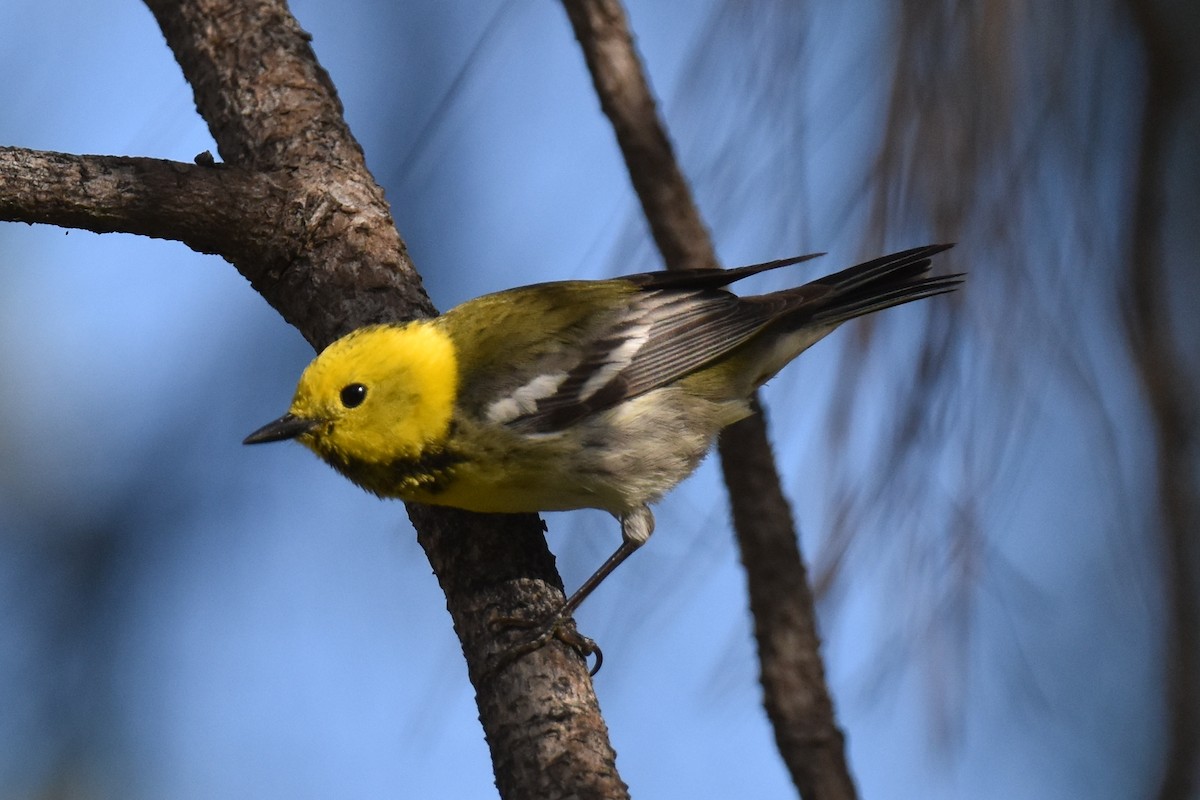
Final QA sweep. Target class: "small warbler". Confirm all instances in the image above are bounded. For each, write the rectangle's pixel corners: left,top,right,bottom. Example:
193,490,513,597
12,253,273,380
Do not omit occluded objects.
245,244,960,667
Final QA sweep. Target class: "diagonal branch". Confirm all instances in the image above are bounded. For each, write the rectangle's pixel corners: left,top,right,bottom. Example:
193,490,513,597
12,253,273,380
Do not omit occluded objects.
143,0,424,347
2,2,626,797
560,0,857,797
141,2,625,797
147,0,363,171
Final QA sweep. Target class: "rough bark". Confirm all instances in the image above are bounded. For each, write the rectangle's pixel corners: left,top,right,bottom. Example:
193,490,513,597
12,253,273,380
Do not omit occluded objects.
145,0,425,347
561,1,857,797
0,148,284,260
2,1,626,797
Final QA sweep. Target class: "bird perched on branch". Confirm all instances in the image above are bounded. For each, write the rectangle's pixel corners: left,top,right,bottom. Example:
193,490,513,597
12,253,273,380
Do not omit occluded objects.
245,243,960,672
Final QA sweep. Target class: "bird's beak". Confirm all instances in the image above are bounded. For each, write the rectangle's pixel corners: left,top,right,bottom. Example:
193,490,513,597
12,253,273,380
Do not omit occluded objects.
243,413,321,445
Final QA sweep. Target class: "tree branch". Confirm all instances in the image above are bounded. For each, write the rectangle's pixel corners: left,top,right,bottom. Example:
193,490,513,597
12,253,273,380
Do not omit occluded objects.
0,146,283,258
561,0,857,796
147,0,362,171
724,401,855,800
144,0,424,347
1,1,626,797
143,2,624,796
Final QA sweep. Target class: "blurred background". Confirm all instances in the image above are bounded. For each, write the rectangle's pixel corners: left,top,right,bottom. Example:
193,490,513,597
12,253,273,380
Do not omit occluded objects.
1,1,1197,798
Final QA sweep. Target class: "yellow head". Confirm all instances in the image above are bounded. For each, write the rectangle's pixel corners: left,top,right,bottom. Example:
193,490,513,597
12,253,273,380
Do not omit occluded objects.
244,322,459,476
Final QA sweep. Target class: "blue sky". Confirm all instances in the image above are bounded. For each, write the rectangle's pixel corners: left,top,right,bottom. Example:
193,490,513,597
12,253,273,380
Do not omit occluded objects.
0,2,1176,798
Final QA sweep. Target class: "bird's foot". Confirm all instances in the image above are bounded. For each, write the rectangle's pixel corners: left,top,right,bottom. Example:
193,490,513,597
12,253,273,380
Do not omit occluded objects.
486,610,603,677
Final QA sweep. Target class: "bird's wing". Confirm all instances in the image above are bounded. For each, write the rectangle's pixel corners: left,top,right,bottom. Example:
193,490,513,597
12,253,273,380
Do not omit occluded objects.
472,244,959,433
494,286,784,433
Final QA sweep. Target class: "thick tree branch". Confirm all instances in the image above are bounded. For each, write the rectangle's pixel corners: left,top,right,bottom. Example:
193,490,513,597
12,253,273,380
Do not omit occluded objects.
142,2,623,797
0,146,285,259
561,0,857,797
1,1,626,797
147,0,361,171
411,507,628,800
144,0,424,347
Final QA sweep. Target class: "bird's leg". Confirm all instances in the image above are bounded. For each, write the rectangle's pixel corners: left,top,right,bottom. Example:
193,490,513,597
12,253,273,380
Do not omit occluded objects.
561,507,653,617
487,507,656,677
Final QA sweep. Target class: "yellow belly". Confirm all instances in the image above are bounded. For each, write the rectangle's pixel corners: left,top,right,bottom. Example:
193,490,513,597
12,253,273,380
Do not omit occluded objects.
397,388,750,517
405,460,621,515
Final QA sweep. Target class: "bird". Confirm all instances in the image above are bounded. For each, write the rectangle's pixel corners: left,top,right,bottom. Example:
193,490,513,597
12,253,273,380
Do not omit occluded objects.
244,243,960,671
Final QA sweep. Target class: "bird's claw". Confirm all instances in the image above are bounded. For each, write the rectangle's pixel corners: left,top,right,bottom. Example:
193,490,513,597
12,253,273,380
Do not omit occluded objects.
487,612,604,677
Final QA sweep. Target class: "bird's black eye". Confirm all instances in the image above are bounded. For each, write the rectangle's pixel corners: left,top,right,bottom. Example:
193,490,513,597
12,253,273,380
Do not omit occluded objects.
340,383,368,408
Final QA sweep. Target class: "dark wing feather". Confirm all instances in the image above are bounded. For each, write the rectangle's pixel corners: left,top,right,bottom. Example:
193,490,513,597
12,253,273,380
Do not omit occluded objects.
508,288,784,432
503,244,959,433
613,294,775,396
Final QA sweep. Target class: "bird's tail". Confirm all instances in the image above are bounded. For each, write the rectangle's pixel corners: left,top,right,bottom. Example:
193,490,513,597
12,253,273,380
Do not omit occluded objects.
797,243,962,326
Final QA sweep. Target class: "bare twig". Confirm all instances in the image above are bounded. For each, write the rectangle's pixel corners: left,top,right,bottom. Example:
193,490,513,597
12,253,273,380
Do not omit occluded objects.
561,0,857,796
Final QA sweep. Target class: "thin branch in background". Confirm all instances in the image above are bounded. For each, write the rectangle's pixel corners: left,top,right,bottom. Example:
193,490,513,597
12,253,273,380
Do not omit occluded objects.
560,0,858,797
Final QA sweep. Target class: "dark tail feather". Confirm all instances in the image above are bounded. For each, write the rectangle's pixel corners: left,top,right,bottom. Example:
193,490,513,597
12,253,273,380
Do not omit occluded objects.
805,244,962,325
626,251,825,291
